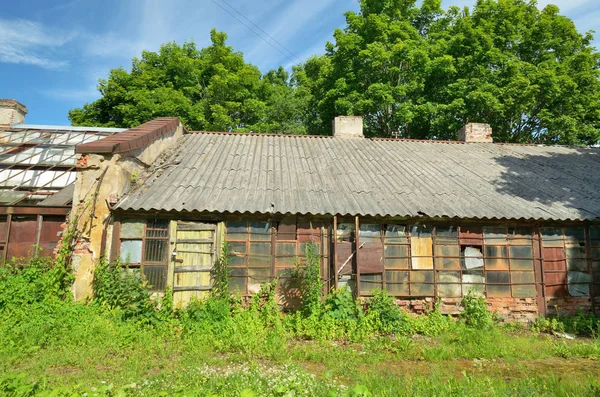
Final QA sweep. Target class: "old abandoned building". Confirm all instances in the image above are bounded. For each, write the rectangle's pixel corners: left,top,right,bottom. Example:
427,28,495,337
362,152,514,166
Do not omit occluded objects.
1,99,599,321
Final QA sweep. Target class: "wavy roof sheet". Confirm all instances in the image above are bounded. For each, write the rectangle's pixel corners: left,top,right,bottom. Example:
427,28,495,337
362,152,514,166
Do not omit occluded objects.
117,133,600,221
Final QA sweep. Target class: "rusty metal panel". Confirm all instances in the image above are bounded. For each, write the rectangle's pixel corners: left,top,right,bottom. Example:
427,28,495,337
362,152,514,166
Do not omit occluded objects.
277,218,297,241
6,215,37,260
37,216,64,257
542,247,566,271
359,241,384,273
336,242,353,275
459,226,483,245
0,216,7,242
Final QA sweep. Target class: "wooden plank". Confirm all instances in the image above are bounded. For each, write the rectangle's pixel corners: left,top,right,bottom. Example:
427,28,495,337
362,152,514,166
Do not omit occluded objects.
176,238,214,244
176,250,214,254
173,285,212,292
174,265,214,273
0,206,71,216
177,222,216,231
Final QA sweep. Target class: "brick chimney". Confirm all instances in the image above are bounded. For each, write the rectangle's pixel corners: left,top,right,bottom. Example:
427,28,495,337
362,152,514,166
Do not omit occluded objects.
333,116,363,139
458,123,493,143
0,99,27,128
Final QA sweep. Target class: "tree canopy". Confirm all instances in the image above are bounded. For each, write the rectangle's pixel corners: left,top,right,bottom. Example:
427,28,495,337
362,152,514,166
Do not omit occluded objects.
70,0,600,144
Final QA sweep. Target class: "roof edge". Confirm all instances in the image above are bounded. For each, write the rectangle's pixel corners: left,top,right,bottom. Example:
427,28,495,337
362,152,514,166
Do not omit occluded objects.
75,117,181,154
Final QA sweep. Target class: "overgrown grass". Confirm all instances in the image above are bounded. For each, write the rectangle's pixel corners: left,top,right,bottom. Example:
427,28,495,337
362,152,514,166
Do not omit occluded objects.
1,256,600,396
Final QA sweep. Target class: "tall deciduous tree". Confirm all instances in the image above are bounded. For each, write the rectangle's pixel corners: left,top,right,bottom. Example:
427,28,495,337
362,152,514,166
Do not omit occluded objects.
298,0,600,144
69,30,308,134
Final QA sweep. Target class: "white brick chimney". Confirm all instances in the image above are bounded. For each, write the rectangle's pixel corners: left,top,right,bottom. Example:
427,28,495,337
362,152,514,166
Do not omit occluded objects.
458,123,493,143
333,116,363,139
0,99,27,128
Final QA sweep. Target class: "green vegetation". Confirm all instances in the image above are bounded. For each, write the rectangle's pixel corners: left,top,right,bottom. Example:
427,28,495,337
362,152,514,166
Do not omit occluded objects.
1,250,600,396
70,0,600,145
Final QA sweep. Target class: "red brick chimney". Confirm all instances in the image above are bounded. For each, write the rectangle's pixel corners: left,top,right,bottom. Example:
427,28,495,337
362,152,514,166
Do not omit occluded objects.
458,123,493,143
0,99,27,128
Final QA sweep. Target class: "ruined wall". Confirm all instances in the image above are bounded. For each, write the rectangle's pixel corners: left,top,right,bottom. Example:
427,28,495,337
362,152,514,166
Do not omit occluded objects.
545,297,593,316
71,122,184,300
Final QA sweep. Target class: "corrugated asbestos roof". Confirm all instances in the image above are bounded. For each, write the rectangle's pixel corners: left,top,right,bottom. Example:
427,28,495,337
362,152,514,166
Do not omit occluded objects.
116,133,600,221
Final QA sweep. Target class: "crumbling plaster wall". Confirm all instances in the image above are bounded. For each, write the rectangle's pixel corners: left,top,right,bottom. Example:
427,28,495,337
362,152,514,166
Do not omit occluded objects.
71,124,184,300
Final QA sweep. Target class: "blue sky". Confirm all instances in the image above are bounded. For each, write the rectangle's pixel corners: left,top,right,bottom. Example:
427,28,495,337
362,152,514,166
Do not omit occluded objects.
1,0,598,126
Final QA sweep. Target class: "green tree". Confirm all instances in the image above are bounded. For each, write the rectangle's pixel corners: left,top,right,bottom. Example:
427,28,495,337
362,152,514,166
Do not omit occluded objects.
296,0,600,144
70,30,307,134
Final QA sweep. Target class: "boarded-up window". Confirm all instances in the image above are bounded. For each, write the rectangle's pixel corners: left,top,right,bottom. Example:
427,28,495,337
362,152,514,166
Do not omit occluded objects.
118,219,169,292
7,215,37,260
411,225,433,269
358,223,383,294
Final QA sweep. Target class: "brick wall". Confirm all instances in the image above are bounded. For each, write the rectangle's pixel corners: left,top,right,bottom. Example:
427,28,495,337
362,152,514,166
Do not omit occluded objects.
457,123,493,143
545,296,593,316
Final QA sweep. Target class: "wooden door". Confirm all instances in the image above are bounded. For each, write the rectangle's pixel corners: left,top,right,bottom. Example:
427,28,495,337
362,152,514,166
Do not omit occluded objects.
173,221,217,307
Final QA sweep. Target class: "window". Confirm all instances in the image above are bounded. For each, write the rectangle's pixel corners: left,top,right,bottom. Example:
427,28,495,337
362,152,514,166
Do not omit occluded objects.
226,219,324,295
118,219,169,292
541,227,592,297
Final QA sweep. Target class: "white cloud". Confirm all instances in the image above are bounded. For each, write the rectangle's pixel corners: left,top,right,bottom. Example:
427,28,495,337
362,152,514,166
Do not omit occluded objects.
0,18,76,69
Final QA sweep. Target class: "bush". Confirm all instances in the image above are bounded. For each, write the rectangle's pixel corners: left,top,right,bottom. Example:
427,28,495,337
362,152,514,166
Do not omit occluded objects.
460,290,495,329
365,289,403,334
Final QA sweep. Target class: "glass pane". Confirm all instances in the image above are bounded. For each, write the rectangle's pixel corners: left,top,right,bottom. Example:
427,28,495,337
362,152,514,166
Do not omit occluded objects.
541,227,563,247
591,248,600,261
462,271,484,285
438,284,461,297
384,244,408,258
146,219,169,238
566,246,586,272
250,222,271,240
512,285,536,298
590,227,600,244
228,276,246,293
411,270,433,283
145,239,168,262
435,226,458,243
142,265,167,292
509,228,532,244
486,271,510,284
229,242,247,255
360,274,382,294
121,220,144,239
487,285,511,297
226,221,246,234
435,245,460,269
275,256,296,267
485,246,509,270
511,271,534,284
228,255,246,267
120,240,142,264
249,242,271,256
384,257,409,269
511,259,533,270
276,242,296,256
510,245,532,259
385,270,409,295
437,271,460,283
483,227,507,244
410,283,434,296
248,255,271,268
248,267,271,282
385,224,406,237
463,284,485,296
564,228,585,245
226,233,247,241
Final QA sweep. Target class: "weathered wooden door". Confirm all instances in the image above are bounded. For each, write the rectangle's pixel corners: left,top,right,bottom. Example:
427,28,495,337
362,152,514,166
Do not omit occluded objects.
173,221,217,307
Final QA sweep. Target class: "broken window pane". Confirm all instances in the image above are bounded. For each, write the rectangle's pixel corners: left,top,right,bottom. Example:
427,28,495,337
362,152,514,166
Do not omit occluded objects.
359,224,381,242
541,227,563,247
484,246,509,269
121,220,144,239
564,228,585,245
567,271,592,297
337,223,355,242
250,222,271,240
510,245,533,259
385,224,407,243
462,246,484,269
483,227,507,245
120,240,142,264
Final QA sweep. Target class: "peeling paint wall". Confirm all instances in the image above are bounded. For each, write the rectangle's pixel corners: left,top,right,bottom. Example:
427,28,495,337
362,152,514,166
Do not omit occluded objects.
71,123,184,300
